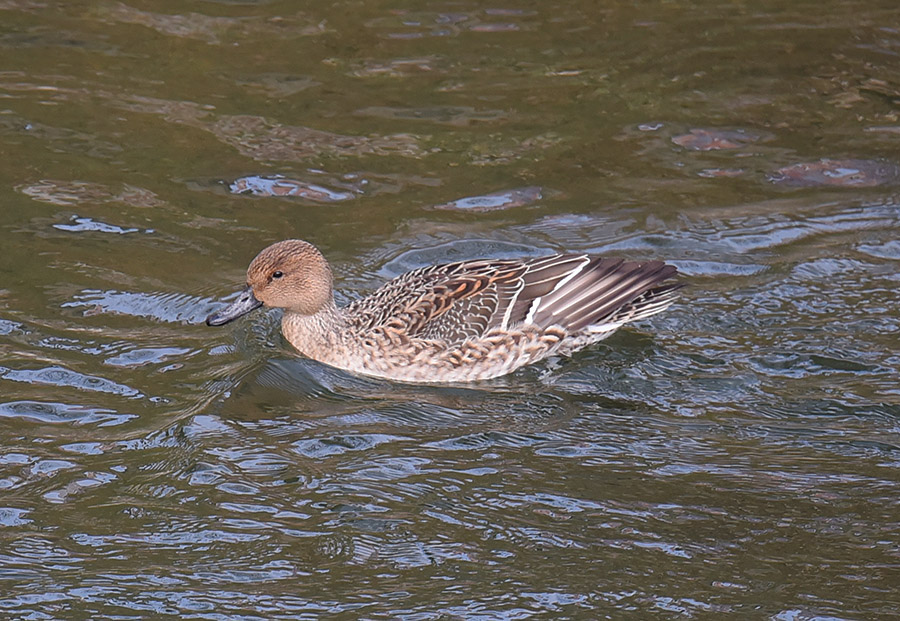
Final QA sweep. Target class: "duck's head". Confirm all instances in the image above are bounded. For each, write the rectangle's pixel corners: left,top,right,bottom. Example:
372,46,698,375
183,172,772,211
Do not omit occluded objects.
206,239,333,326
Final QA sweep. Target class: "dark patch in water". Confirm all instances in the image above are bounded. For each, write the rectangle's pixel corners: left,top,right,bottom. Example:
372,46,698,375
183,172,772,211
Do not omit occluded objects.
230,175,355,202
672,128,769,151
432,186,543,212
770,159,900,187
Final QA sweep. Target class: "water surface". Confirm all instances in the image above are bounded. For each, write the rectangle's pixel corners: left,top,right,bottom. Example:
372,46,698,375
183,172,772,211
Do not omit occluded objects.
1,0,899,618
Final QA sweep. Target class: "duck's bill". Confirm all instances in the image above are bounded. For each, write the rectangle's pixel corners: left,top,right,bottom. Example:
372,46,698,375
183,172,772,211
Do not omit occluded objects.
206,287,263,326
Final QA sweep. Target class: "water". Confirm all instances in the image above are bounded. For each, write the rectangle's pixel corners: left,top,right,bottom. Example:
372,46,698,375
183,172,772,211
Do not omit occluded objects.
1,0,899,618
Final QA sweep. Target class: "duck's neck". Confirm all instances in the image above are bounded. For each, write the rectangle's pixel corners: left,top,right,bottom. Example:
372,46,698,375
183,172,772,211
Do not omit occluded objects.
281,300,349,358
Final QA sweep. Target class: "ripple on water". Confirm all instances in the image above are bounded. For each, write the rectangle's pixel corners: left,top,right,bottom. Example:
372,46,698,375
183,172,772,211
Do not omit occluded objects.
671,127,771,151
53,215,147,235
769,159,900,187
691,203,900,253
292,434,410,459
229,175,356,202
252,357,386,405
1,117,122,160
100,3,327,44
858,239,900,260
231,72,320,96
749,351,878,380
517,213,633,251
424,431,552,451
0,400,135,426
348,534,473,569
0,319,25,335
63,290,215,324
208,114,423,162
0,508,32,527
104,347,192,368
60,442,105,456
668,260,767,277
17,179,166,208
71,529,268,550
347,457,433,482
364,8,535,39
379,238,543,278
329,56,445,78
0,366,141,398
355,105,508,125
431,186,543,212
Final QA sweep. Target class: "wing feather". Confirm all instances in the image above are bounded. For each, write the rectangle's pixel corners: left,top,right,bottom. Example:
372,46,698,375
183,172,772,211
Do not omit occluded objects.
345,253,682,345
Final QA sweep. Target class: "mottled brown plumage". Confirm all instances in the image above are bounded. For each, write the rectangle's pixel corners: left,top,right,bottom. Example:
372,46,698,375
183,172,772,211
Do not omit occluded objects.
206,239,683,382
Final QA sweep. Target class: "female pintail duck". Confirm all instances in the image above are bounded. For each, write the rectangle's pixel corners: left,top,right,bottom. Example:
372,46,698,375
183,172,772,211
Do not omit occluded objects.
206,240,683,383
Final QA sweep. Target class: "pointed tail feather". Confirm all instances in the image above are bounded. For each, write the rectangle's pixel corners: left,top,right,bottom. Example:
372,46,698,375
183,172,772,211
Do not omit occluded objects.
526,258,682,331
602,281,685,326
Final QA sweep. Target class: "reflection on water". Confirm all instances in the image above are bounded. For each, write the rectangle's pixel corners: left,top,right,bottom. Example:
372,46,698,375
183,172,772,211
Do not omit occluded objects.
770,158,900,187
1,0,899,618
432,186,543,212
18,180,166,208
100,3,328,44
230,175,357,202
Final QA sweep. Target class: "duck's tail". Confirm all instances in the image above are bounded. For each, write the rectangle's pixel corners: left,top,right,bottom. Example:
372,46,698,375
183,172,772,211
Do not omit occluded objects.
526,258,683,332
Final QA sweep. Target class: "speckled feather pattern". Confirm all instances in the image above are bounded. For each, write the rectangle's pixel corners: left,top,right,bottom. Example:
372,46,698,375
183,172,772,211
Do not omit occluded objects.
275,251,684,383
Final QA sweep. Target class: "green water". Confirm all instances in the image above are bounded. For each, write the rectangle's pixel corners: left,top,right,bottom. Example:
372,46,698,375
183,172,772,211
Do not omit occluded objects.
1,0,899,617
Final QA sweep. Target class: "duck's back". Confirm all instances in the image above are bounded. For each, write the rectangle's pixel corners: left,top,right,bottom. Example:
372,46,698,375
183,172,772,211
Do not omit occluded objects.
331,254,682,381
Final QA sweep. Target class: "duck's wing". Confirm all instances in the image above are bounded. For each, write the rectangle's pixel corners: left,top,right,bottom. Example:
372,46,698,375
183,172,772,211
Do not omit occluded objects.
345,258,524,345
346,254,682,346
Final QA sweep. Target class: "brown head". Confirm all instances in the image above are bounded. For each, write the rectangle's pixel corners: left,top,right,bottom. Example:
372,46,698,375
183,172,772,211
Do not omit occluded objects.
246,239,333,314
206,239,333,326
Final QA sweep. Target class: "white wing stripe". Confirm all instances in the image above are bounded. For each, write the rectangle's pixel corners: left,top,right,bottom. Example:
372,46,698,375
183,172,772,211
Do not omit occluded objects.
542,265,666,321
500,278,524,329
524,255,590,324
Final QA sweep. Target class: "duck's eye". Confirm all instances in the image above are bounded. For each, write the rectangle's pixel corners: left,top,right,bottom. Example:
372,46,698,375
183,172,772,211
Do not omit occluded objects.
272,271,284,279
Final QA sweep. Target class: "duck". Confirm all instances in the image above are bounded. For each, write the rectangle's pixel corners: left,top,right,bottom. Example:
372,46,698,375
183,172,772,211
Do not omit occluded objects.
206,239,683,383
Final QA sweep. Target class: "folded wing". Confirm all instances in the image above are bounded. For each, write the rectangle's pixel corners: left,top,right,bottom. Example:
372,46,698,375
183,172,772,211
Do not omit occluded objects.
348,254,682,345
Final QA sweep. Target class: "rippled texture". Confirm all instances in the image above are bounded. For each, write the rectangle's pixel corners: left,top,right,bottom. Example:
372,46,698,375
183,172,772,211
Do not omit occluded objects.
1,0,899,618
